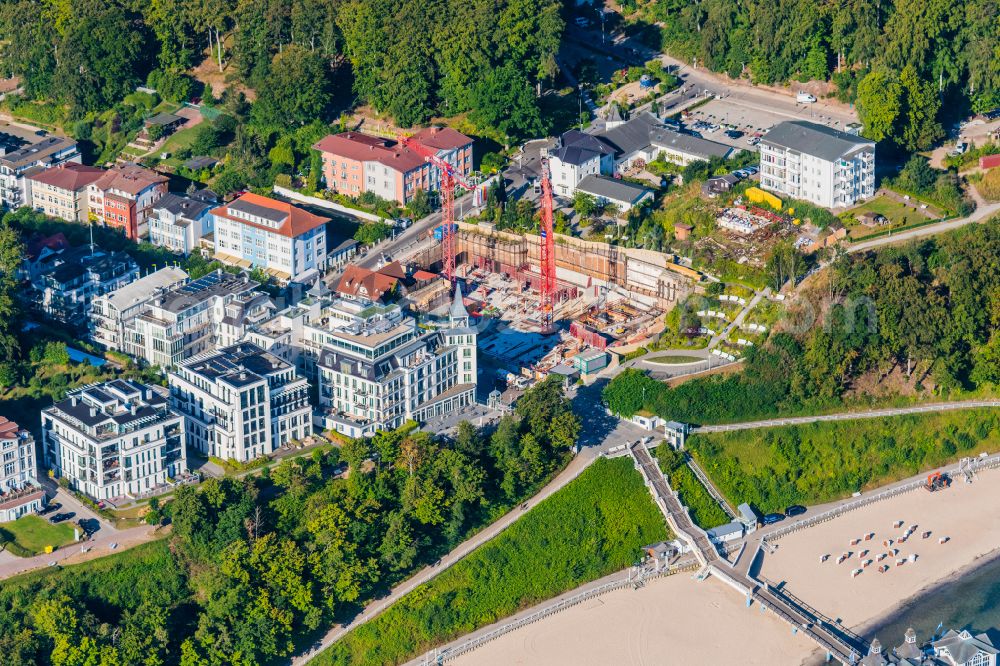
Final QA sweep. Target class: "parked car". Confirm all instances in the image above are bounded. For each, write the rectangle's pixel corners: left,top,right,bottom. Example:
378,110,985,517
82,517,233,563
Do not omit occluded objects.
733,169,749,179
394,217,413,229
725,129,744,139
785,505,807,517
796,91,817,103
744,166,759,175
762,513,785,525
50,512,75,523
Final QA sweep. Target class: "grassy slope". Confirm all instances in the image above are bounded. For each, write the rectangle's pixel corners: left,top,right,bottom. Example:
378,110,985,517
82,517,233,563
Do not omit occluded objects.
690,408,1000,514
660,460,729,529
0,540,186,631
1,515,76,555
315,456,669,666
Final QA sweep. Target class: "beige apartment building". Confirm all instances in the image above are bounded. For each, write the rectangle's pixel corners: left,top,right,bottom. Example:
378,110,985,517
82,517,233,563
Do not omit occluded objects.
28,163,105,222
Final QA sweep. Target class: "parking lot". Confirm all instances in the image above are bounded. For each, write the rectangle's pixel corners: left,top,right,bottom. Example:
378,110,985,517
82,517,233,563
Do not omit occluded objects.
681,96,856,151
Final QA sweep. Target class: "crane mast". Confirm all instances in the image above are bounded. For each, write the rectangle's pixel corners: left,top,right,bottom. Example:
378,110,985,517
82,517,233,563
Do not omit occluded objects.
399,136,474,283
539,157,556,331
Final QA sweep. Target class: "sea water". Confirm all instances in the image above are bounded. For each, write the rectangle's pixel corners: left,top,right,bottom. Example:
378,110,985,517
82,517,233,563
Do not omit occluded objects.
863,552,1000,648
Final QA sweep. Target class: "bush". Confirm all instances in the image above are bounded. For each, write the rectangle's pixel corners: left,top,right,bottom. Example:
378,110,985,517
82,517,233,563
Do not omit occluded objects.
978,168,1000,201
315,457,668,665
689,409,1000,514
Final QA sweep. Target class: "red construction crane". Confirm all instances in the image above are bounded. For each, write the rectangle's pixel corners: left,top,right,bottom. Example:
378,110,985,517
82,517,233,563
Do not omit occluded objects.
539,157,556,331
399,136,474,283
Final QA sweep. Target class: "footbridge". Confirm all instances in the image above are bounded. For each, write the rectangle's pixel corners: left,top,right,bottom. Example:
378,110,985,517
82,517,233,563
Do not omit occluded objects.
628,440,865,665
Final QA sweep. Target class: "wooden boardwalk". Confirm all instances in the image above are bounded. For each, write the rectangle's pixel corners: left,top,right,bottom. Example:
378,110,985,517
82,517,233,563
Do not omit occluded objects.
628,440,864,665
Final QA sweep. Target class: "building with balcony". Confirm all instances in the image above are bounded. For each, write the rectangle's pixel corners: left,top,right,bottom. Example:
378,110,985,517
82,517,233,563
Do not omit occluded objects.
90,266,189,352
758,121,875,208
210,192,328,283
87,163,169,241
169,343,311,462
30,244,140,325
41,380,186,502
315,288,477,438
148,190,217,254
28,163,105,222
0,417,44,522
0,132,80,209
118,270,275,368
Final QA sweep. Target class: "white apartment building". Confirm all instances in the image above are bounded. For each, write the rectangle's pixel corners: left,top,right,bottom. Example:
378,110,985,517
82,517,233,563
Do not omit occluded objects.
148,191,217,254
169,343,311,462
119,270,274,368
0,417,44,522
91,266,189,352
547,130,616,197
42,380,186,502
210,192,328,283
0,134,80,209
316,289,477,438
759,121,876,208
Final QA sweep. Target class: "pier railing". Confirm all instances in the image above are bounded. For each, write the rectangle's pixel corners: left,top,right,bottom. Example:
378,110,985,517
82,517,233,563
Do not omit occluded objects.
764,452,1000,542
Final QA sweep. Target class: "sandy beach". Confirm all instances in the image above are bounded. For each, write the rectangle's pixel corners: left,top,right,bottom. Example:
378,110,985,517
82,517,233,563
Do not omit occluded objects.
450,467,1000,665
760,467,1000,631
453,574,816,666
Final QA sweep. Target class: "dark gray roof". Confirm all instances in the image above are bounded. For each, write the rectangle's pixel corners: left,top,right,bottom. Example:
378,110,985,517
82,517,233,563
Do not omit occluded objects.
146,112,183,126
650,128,733,160
154,192,212,220
576,174,652,205
183,156,219,170
154,271,258,314
561,130,616,156
228,198,288,224
761,121,874,162
595,112,662,157
330,239,359,255
551,144,601,167
181,342,292,386
0,135,77,169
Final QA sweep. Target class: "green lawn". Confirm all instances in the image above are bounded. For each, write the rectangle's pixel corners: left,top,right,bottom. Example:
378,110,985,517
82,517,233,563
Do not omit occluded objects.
846,195,939,239
655,447,730,529
314,456,669,666
646,355,704,364
0,515,78,556
690,408,1000,514
158,124,204,167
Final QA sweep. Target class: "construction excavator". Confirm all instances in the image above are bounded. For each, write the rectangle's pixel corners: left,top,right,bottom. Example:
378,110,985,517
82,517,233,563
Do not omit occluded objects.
924,471,952,492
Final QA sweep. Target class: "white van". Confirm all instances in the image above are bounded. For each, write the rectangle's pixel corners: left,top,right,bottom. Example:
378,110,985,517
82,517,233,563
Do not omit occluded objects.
796,91,817,104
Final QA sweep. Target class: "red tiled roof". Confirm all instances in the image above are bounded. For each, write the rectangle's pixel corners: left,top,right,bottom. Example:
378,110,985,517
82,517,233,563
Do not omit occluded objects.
210,192,328,239
93,164,168,196
410,126,473,151
313,132,427,173
377,260,407,280
28,163,105,191
25,232,69,259
336,265,399,302
0,416,23,440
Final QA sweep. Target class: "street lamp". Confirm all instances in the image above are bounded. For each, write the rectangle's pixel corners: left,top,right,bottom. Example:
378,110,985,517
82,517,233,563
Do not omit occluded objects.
579,84,584,131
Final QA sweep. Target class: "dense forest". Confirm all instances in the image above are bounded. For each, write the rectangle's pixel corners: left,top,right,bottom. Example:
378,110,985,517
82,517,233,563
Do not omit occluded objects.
606,218,1000,424
640,0,1000,150
0,0,562,136
0,378,580,665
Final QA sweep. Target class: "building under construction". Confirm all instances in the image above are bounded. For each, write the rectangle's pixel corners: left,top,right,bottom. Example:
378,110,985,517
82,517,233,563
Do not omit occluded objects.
442,223,697,310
